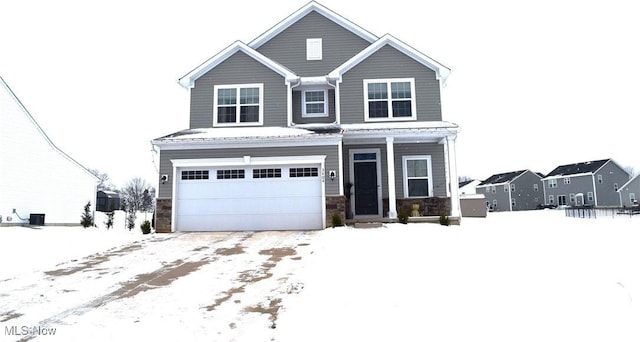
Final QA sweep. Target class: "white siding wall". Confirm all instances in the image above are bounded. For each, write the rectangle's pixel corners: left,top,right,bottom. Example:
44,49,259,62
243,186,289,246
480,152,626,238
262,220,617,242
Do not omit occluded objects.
0,80,97,225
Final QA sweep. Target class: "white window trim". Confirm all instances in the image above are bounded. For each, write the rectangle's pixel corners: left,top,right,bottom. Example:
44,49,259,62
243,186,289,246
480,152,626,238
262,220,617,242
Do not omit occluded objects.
614,183,619,191
504,184,509,192
597,174,603,184
549,179,557,188
306,38,322,61
511,183,516,192
548,195,554,204
302,89,329,118
533,183,539,192
402,155,433,198
587,192,594,201
630,193,636,202
213,83,264,126
363,78,417,122
564,177,571,184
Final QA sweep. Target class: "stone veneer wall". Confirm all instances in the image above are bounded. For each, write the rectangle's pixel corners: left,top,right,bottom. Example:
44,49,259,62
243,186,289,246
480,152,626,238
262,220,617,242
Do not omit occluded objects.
397,197,452,217
155,198,172,233
326,195,346,227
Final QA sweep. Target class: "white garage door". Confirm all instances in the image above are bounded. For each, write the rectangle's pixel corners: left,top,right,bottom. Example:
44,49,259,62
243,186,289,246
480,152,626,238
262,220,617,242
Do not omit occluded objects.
175,164,323,231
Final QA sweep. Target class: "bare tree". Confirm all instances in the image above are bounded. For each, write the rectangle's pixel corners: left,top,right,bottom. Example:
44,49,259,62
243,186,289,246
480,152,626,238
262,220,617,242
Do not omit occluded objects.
120,177,155,212
89,168,115,190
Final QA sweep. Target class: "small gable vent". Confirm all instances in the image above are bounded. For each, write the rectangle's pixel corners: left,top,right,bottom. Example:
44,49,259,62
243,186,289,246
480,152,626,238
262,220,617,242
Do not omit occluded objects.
306,38,322,60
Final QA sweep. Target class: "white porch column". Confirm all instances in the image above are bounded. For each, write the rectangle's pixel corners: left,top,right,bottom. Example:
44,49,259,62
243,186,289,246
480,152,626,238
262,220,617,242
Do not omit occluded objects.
446,135,461,218
386,137,397,219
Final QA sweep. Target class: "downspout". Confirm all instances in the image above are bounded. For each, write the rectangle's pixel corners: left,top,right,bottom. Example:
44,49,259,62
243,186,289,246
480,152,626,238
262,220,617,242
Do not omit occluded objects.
287,78,300,127
508,182,513,211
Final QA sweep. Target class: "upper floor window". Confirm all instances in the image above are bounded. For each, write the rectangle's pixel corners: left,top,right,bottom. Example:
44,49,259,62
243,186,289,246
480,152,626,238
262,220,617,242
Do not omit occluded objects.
504,184,509,192
548,179,557,188
214,84,263,126
306,38,322,61
533,183,539,192
511,183,516,192
564,177,571,184
363,78,416,121
302,90,328,117
597,174,603,184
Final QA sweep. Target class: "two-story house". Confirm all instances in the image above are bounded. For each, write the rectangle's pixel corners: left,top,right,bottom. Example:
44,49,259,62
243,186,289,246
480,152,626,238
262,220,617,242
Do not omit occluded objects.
476,170,543,212
151,2,460,232
618,174,640,207
541,159,629,207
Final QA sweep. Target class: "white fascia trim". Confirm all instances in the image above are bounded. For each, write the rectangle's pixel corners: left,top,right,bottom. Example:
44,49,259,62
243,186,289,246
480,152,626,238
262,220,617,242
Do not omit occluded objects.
154,135,342,151
178,41,297,88
620,174,639,190
248,2,377,49
477,182,509,188
329,34,451,83
172,155,327,168
542,173,594,181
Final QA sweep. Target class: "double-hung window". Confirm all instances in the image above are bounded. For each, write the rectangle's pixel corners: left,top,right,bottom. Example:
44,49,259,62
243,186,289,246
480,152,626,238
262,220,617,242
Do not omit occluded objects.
302,90,328,117
402,155,432,197
214,84,263,125
364,78,416,121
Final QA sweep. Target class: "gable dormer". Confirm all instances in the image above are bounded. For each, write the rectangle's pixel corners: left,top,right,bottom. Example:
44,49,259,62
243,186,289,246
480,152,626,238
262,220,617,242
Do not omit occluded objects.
249,2,377,76
179,41,297,129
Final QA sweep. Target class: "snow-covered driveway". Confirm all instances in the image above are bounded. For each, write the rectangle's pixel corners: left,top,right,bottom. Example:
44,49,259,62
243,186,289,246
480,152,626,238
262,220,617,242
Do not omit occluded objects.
0,230,313,341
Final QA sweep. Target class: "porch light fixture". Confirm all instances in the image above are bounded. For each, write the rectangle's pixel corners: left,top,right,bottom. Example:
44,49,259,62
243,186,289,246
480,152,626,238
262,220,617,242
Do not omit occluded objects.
329,170,336,181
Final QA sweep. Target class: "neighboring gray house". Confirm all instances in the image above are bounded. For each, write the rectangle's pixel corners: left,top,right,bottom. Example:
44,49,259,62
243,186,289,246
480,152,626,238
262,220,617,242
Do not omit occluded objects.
476,170,543,212
618,174,640,208
541,159,629,207
151,2,460,232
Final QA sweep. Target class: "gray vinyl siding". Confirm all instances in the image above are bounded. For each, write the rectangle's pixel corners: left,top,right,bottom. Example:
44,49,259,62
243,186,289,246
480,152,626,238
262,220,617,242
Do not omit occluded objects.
394,143,446,198
292,89,336,124
339,45,443,124
256,11,371,77
189,51,288,129
543,175,595,206
594,161,630,206
342,143,446,201
158,144,340,198
619,176,640,207
477,185,510,212
511,171,543,211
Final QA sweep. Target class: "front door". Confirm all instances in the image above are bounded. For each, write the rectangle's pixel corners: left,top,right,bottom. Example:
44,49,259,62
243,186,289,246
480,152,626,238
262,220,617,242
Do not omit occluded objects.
350,149,382,217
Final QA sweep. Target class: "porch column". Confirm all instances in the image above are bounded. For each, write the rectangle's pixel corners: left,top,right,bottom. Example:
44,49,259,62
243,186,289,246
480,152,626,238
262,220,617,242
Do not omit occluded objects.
446,135,461,218
386,137,397,219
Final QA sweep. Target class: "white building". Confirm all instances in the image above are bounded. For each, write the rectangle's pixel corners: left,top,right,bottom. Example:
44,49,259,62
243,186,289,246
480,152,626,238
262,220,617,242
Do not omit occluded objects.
0,77,98,225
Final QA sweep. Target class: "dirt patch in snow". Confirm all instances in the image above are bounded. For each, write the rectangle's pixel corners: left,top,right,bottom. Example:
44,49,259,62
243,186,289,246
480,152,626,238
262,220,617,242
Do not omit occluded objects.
0,310,22,322
44,242,144,277
215,243,245,256
259,247,296,262
245,298,282,326
206,286,246,311
112,258,212,299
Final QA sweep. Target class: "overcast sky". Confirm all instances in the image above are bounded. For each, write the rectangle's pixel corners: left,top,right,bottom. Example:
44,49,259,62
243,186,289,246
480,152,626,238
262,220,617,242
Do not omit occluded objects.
2,0,638,188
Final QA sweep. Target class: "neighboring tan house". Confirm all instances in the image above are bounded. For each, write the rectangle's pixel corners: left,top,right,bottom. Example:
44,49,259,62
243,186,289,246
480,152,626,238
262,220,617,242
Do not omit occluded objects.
151,2,460,232
476,170,543,212
0,77,98,226
541,159,629,207
618,174,640,208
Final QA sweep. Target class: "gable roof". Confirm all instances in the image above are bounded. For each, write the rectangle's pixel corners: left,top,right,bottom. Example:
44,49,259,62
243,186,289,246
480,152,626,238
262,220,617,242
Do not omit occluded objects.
248,1,378,49
328,34,451,84
0,76,98,181
543,159,611,179
459,179,476,188
178,41,297,89
478,170,528,186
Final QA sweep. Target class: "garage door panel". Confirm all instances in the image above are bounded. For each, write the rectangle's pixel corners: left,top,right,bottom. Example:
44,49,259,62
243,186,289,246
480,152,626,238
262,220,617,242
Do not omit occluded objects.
175,163,324,231
178,213,322,231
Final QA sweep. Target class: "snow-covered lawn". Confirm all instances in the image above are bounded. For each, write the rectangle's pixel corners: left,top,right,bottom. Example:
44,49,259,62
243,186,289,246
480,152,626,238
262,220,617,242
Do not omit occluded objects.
1,209,639,341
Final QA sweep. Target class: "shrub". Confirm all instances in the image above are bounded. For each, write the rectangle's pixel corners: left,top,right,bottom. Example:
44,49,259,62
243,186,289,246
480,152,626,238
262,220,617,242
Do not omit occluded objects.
126,210,136,231
105,211,115,229
439,214,450,226
331,212,343,227
81,201,94,228
140,220,151,234
397,210,409,224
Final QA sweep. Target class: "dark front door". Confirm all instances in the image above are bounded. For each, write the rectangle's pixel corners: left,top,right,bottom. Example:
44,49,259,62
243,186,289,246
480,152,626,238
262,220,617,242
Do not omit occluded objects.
354,161,379,215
